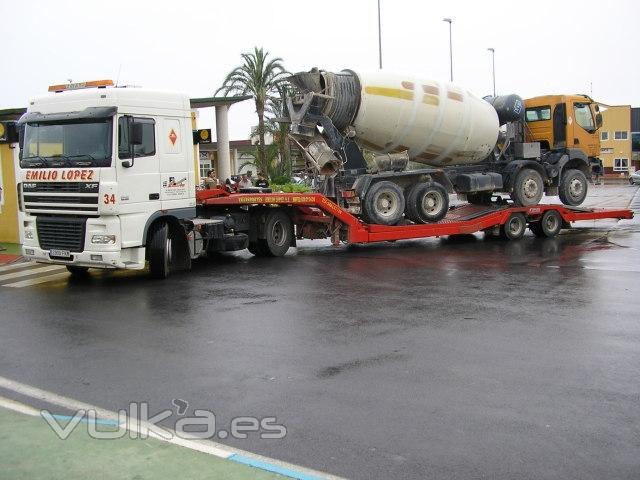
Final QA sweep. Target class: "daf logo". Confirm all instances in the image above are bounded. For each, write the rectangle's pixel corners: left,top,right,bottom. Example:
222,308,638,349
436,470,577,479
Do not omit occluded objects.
84,183,99,190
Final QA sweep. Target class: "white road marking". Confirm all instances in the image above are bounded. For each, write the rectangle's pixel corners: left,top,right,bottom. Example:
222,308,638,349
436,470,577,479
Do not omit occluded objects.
0,395,41,416
0,375,342,480
4,272,70,288
0,262,34,273
0,265,66,282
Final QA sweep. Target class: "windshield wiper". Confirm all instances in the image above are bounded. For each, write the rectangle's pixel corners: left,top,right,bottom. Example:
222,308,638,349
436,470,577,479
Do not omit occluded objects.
21,155,49,167
47,154,72,167
66,154,97,167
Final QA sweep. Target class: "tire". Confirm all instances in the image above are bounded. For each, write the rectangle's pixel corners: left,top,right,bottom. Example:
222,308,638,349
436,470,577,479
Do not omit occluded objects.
262,210,292,257
540,209,562,237
500,213,527,240
511,168,544,206
466,192,493,205
558,169,588,206
629,178,635,186
147,222,171,279
66,265,89,276
363,181,405,225
405,182,449,223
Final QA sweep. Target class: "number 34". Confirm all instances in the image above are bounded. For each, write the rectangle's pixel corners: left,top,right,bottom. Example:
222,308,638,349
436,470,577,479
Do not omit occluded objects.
103,194,116,205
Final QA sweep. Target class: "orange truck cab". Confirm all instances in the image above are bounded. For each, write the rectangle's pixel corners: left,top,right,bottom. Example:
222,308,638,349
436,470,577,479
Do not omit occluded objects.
524,94,603,170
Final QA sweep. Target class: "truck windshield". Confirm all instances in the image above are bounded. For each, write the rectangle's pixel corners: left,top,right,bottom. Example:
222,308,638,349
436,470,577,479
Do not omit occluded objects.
20,118,113,168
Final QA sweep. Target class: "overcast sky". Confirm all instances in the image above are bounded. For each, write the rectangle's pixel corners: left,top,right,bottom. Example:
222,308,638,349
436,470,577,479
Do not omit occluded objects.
1,0,638,139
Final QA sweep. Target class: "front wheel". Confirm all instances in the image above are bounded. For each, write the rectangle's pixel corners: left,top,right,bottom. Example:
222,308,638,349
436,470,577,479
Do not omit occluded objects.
511,168,544,206
148,222,171,279
559,169,588,206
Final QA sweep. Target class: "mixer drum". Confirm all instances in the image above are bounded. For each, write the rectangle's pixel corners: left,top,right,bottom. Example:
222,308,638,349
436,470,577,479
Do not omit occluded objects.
301,69,501,167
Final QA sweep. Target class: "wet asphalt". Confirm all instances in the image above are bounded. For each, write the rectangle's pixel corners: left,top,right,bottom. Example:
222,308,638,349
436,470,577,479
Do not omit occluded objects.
1,184,639,480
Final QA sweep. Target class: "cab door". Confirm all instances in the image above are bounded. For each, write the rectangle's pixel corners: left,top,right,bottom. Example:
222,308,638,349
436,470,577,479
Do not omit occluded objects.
569,101,599,157
158,116,192,210
116,115,161,246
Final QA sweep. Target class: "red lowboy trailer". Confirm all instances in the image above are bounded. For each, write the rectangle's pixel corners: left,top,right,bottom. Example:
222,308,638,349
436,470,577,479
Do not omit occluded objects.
195,189,634,255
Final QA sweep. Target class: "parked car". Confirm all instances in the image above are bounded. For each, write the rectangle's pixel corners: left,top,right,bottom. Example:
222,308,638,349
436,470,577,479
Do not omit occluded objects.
629,171,640,185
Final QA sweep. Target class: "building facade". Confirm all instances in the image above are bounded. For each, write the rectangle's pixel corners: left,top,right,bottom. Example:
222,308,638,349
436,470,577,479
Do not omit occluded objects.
599,105,633,175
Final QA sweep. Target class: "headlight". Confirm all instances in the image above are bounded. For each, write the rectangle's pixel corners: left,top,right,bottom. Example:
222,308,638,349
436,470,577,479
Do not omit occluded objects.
24,230,34,239
91,234,116,244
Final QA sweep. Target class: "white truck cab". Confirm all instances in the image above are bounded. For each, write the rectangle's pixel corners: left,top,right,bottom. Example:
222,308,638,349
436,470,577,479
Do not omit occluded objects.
18,81,196,271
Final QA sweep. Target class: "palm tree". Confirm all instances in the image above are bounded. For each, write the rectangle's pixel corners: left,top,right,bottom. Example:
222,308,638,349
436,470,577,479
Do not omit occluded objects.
216,47,288,175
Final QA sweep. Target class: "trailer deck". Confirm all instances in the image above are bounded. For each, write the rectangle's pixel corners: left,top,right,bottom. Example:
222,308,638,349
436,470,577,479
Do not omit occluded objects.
197,190,634,245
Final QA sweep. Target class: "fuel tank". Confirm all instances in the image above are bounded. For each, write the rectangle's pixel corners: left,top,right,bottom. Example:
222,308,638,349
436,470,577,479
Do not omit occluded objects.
290,69,500,167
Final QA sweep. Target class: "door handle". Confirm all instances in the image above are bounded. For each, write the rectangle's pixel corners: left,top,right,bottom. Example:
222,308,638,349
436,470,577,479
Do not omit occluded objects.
149,193,160,200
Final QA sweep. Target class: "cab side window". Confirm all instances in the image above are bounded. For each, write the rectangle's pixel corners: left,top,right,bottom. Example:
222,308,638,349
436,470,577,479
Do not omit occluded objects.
574,103,595,132
525,106,551,122
118,117,156,158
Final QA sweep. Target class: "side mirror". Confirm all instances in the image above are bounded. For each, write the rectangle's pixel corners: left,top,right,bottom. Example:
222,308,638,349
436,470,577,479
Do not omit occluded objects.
130,123,144,146
595,112,603,129
121,117,143,168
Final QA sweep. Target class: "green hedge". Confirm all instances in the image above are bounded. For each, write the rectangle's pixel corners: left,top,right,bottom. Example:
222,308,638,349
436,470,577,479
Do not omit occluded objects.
268,183,310,193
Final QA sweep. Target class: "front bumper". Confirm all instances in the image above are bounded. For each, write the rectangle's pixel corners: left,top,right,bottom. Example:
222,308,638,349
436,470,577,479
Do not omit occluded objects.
22,246,145,269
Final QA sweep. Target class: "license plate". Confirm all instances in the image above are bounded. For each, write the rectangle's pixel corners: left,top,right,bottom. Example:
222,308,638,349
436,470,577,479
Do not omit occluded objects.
49,249,71,258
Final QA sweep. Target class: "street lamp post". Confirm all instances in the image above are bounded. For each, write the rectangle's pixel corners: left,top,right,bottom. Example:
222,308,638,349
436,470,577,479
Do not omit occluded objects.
443,18,453,82
377,0,383,69
487,47,496,97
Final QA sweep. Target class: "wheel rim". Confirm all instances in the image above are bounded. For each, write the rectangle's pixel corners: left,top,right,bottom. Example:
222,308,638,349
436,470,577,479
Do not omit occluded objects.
569,177,584,199
523,177,540,200
376,192,400,219
509,217,524,236
271,220,286,247
545,214,559,232
422,191,443,215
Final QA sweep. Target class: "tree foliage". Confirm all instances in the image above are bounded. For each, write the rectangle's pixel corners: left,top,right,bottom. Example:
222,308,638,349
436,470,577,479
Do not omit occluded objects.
216,47,289,177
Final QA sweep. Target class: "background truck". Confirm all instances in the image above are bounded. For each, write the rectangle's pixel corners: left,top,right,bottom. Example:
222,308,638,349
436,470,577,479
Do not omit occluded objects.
285,69,603,225
15,79,629,279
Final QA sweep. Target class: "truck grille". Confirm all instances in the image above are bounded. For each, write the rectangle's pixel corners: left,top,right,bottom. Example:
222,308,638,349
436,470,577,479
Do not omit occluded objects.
37,217,87,252
22,182,100,215
22,182,100,193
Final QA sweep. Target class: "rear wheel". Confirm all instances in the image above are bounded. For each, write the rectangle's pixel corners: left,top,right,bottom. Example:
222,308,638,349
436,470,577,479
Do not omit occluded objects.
66,266,89,276
540,209,562,237
363,181,405,225
500,213,527,240
261,210,293,257
405,182,449,223
148,222,171,279
511,168,544,206
559,169,588,206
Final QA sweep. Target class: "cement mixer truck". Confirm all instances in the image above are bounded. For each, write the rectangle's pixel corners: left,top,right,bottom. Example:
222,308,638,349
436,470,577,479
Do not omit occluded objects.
286,69,602,225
